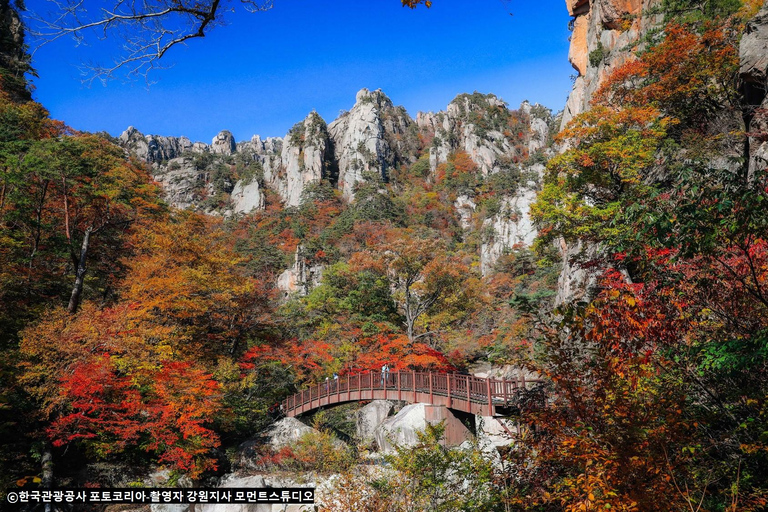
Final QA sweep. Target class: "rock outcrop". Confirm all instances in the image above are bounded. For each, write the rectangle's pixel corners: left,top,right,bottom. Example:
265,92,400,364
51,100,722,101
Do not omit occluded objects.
556,0,663,304
741,3,768,178
279,112,332,206
277,246,324,297
230,179,265,214
328,88,418,200
119,126,195,163
0,0,30,101
417,94,544,176
561,0,662,129
479,170,542,275
211,130,236,155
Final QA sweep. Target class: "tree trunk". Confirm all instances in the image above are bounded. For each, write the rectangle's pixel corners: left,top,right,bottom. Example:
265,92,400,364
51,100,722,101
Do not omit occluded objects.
41,443,53,512
67,226,92,314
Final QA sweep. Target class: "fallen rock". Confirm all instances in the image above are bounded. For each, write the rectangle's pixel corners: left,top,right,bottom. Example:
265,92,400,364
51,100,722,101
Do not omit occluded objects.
374,403,472,454
266,417,316,450
356,400,394,444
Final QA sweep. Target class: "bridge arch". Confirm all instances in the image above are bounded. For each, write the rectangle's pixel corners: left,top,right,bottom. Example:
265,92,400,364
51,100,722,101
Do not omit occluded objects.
282,371,538,418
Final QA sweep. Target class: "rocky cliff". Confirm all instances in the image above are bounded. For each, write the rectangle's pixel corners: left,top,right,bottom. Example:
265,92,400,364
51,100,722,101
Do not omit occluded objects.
555,0,663,303
555,0,768,304
329,88,419,200
741,3,768,179
562,0,662,128
0,0,31,101
119,88,557,288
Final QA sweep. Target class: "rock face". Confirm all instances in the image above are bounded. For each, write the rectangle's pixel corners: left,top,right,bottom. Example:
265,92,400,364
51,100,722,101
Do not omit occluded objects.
416,96,553,275
230,179,265,214
556,0,663,304
374,403,472,454
741,4,768,178
479,172,541,275
417,94,545,176
328,88,418,200
151,156,208,211
280,112,332,206
211,130,236,155
277,246,324,297
561,0,662,129
0,0,31,101
119,126,195,163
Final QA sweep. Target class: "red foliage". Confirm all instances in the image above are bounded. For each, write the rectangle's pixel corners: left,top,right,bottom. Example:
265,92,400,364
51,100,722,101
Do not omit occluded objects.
48,355,221,479
345,334,455,374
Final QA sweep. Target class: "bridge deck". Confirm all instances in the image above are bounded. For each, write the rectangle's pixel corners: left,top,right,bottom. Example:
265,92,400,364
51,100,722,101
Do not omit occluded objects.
282,371,540,417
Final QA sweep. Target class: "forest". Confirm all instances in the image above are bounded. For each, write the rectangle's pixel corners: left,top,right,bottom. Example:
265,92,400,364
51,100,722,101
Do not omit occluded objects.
2,0,768,510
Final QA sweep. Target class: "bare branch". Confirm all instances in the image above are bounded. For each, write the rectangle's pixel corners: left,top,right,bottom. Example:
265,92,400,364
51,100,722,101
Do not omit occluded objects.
25,0,274,84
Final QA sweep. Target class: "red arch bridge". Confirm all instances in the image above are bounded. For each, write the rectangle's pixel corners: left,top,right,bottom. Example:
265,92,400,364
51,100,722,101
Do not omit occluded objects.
282,371,542,418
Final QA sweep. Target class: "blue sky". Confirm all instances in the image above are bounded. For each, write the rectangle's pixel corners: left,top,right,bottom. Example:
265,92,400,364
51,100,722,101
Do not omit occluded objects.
24,0,574,143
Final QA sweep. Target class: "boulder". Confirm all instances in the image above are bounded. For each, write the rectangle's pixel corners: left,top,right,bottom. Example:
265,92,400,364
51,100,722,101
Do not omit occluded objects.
356,400,394,443
374,403,472,454
266,417,316,450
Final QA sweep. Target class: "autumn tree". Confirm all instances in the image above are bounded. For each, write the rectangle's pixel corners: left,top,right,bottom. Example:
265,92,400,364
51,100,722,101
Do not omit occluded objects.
516,9,768,510
377,228,477,342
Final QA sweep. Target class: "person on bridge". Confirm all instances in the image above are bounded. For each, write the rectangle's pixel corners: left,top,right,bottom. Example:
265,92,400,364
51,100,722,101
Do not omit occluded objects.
333,372,338,391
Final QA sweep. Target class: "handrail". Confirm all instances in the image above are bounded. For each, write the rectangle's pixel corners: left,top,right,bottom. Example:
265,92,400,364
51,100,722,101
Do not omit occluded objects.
282,371,542,417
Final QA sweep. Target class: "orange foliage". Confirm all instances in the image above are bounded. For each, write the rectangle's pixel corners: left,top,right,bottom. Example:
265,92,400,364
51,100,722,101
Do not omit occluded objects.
595,21,739,127
344,334,455,374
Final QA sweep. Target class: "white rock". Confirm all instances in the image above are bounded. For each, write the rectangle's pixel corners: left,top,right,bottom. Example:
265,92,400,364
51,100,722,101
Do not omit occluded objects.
329,88,415,200
280,112,330,206
356,400,394,443
453,195,477,230
266,417,316,450
479,187,539,276
230,179,265,214
276,246,324,297
212,130,236,155
374,403,471,454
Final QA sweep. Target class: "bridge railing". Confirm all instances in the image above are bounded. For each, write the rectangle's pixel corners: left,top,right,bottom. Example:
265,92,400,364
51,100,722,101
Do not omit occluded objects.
282,371,542,416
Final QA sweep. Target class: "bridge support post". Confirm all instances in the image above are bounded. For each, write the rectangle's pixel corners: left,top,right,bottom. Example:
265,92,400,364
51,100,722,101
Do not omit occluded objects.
502,378,508,405
447,374,451,408
398,372,401,402
429,373,433,403
413,371,417,403
466,375,470,407
486,378,493,416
